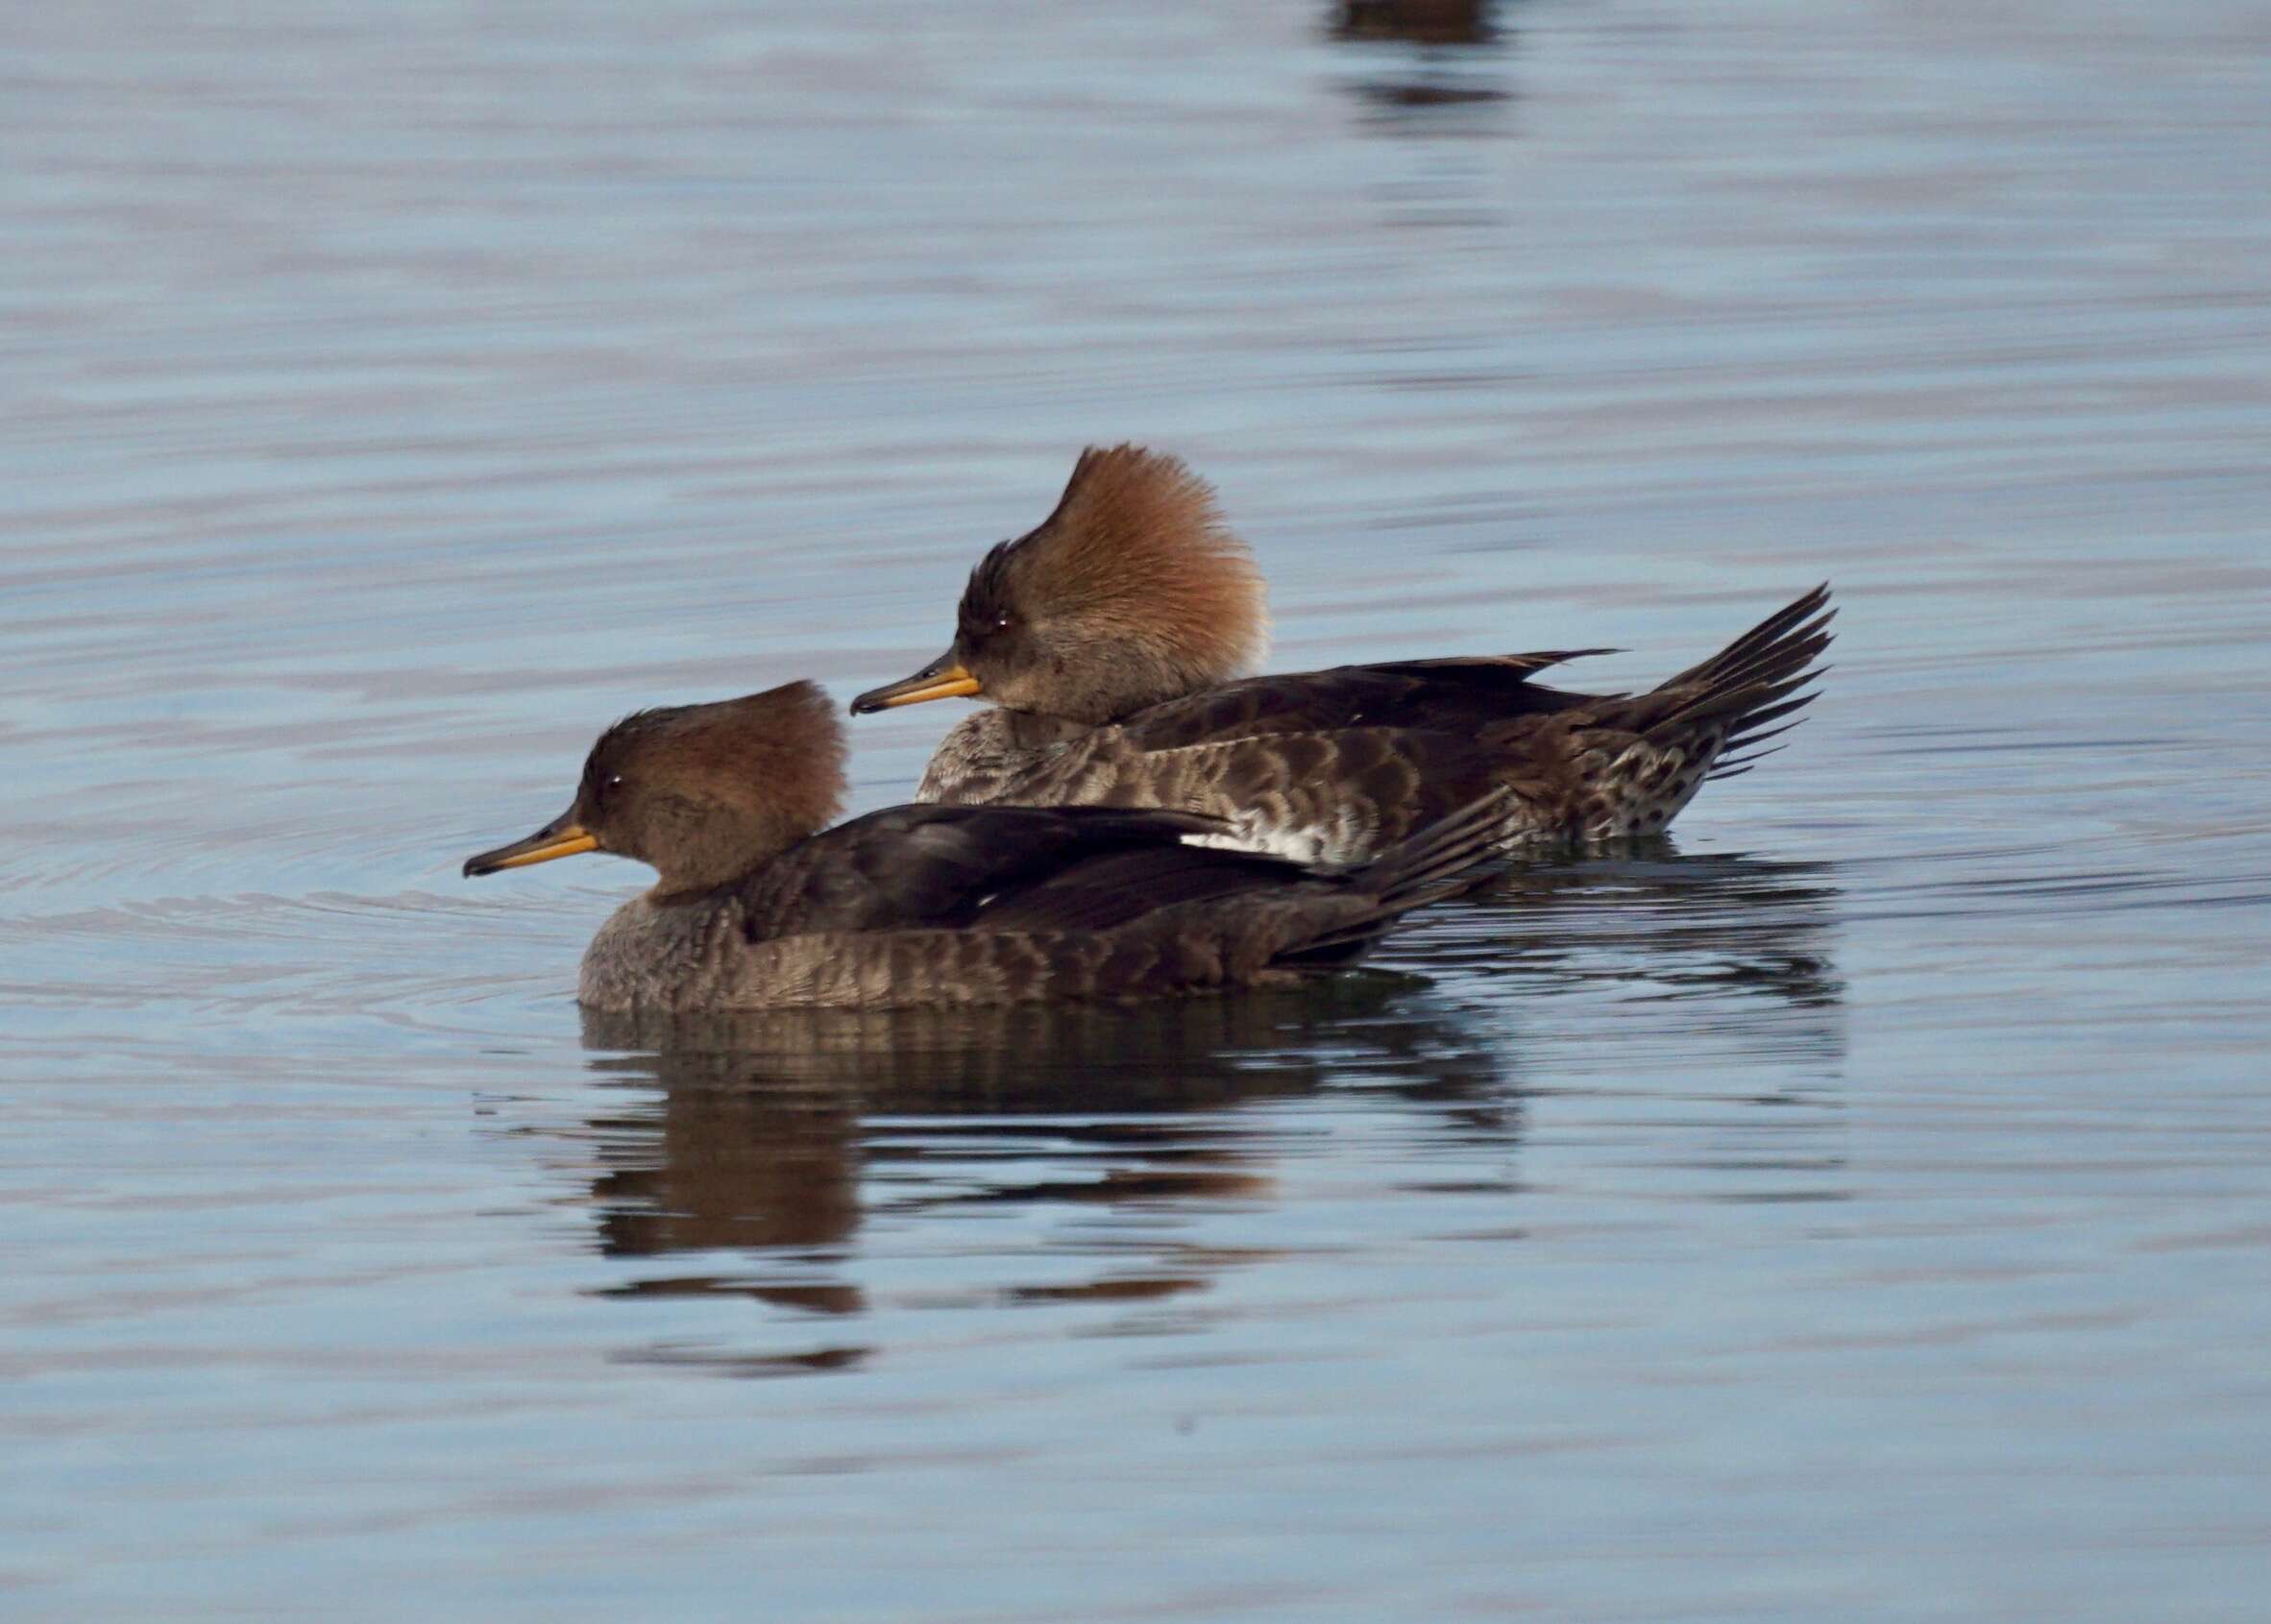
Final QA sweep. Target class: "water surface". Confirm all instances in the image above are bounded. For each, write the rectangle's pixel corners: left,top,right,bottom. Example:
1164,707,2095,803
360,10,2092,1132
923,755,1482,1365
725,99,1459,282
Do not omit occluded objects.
5,0,2271,1618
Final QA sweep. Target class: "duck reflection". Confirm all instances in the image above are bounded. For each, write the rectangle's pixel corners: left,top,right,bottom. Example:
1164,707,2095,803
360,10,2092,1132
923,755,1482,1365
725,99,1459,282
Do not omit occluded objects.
1495,847,1838,999
559,847,1842,1372
1400,846,1851,1208
1404,845,1846,1071
571,982,1517,1369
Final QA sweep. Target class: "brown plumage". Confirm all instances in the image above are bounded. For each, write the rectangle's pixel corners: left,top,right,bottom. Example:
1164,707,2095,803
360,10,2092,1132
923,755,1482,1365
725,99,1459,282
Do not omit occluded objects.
854,446,1269,724
462,680,1507,1011
850,445,1833,863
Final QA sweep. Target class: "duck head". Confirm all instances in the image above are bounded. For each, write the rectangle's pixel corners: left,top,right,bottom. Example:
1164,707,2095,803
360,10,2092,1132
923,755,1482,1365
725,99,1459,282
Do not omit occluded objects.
463,680,846,900
852,445,1270,726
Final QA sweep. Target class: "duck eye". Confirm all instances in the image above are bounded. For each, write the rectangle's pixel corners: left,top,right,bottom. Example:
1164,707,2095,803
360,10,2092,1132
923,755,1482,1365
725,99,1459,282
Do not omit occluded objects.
608,774,624,790
993,612,1013,632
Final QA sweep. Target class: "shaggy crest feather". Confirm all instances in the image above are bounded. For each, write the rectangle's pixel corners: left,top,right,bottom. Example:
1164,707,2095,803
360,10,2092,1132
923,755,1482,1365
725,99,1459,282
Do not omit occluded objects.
1007,445,1268,669
948,446,1270,719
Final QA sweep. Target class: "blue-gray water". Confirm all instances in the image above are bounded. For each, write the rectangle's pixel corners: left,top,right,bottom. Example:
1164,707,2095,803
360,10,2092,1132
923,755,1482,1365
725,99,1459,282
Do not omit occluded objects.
6,1,2270,1618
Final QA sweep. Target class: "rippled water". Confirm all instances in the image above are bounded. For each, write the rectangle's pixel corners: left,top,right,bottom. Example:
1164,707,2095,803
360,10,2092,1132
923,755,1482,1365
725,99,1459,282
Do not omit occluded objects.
7,0,2271,1617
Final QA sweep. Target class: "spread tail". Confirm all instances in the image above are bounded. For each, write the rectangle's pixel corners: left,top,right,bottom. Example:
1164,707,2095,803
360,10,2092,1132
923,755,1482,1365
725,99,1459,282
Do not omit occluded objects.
1575,585,1835,836
1273,788,1512,965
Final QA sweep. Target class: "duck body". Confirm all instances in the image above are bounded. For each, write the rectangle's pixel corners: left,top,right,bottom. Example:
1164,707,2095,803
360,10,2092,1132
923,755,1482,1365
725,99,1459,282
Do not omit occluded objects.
577,801,1501,1011
916,705,1543,865
463,682,1503,1013
899,584,1834,864
916,648,1599,798
855,448,1830,862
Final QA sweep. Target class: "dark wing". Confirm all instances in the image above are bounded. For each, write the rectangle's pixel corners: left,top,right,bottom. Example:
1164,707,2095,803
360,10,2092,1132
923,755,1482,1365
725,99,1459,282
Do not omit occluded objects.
1118,651,1618,748
968,844,1327,933
736,804,1226,939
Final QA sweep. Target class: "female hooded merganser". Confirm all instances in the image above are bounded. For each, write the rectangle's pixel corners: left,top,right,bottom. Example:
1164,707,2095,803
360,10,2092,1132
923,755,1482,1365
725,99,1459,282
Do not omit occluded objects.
851,446,1833,863
462,680,1506,1011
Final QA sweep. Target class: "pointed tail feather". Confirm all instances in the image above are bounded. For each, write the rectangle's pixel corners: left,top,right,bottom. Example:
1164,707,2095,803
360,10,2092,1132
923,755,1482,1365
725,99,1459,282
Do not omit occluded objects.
1577,586,1835,836
1272,789,1512,964
1656,583,1834,691
1628,588,1832,740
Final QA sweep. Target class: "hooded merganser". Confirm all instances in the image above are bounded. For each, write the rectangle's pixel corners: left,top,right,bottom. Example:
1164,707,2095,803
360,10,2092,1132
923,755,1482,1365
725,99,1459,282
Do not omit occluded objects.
851,446,1833,863
462,680,1506,1011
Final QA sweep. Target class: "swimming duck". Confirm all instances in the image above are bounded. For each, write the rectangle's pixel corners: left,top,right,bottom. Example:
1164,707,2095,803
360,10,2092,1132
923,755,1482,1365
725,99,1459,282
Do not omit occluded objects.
462,680,1507,1011
851,446,1833,862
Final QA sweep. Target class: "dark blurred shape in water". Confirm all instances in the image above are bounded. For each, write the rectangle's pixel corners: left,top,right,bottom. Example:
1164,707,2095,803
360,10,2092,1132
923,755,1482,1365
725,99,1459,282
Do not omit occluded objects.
1328,0,1513,146
1331,0,1501,47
